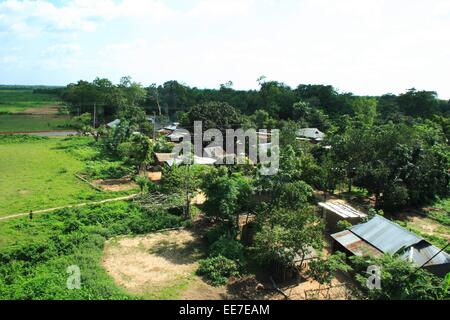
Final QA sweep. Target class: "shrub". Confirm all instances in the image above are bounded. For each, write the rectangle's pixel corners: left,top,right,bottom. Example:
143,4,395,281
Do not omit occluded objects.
196,255,240,286
205,224,229,245
209,237,244,261
134,175,149,192
336,220,353,231
0,201,188,299
85,160,133,179
0,134,48,144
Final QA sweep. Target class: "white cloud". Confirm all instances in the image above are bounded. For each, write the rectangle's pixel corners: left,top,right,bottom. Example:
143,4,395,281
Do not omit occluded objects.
42,43,81,56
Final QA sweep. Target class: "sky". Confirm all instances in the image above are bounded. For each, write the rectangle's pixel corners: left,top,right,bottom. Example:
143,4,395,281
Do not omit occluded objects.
0,0,449,98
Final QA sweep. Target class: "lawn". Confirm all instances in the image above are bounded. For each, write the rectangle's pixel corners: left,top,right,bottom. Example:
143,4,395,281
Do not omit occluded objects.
0,114,71,132
0,89,61,114
0,136,134,217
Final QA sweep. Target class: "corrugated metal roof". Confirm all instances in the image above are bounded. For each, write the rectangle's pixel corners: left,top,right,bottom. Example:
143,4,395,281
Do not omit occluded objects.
107,119,121,128
351,215,423,254
319,200,367,219
401,241,450,267
332,230,383,257
154,153,175,162
332,216,450,269
166,156,216,166
297,128,325,140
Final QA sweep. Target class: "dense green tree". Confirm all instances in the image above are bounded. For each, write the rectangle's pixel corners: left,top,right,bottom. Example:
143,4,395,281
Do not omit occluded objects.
117,133,153,171
307,252,352,294
253,206,324,272
329,123,450,210
351,254,449,300
291,100,332,131
180,101,244,131
201,167,254,233
397,89,440,119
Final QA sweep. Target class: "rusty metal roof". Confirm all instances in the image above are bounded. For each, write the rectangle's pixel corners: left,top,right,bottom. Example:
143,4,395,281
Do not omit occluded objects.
331,230,383,257
332,215,450,268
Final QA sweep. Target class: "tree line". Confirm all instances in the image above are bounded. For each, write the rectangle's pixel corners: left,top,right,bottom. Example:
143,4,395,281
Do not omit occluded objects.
60,76,449,212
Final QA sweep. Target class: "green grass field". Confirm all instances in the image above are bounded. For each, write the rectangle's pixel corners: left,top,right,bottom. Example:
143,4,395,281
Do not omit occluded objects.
0,88,72,132
0,136,135,217
0,114,71,132
0,89,61,114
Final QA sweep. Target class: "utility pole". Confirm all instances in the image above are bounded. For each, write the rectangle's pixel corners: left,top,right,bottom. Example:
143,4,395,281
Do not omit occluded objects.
184,154,192,219
93,102,96,128
153,112,156,140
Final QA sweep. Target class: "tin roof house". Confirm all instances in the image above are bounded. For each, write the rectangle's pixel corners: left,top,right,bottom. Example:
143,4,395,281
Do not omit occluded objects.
297,128,325,142
331,215,450,277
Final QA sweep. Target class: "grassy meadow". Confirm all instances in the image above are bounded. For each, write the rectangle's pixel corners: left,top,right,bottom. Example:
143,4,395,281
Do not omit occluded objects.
0,114,71,132
0,88,72,132
0,89,61,114
0,136,136,217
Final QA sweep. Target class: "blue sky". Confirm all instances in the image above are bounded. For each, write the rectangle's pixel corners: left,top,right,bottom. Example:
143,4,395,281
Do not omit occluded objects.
0,0,449,98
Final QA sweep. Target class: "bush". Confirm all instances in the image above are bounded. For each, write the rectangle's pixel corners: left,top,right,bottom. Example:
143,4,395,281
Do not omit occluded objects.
336,220,353,231
85,160,133,179
0,134,48,144
205,224,229,245
209,237,244,261
0,201,188,299
196,255,240,286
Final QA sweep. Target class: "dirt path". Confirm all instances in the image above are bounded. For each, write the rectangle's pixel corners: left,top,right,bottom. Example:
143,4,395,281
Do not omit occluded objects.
0,194,139,221
21,105,61,115
0,130,78,136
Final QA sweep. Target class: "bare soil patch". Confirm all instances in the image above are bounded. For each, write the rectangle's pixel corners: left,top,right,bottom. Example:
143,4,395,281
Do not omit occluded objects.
22,105,61,115
102,230,227,300
102,224,356,300
92,178,138,192
146,171,162,182
396,211,450,241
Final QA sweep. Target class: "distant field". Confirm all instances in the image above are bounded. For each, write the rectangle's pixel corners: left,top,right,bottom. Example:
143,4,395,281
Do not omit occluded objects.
0,88,72,132
0,89,62,114
0,136,134,217
0,114,71,132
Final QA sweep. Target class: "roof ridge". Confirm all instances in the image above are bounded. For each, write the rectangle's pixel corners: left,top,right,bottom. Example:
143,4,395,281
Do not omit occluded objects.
372,214,424,242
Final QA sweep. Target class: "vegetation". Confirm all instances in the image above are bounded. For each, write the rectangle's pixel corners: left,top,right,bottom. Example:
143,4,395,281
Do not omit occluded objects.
1,77,449,300
0,114,71,132
0,88,61,114
0,201,187,299
0,135,137,217
307,252,352,290
196,255,240,287
351,255,449,300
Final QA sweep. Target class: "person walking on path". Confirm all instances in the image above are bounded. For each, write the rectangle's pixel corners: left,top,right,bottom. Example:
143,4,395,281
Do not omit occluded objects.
29,210,33,220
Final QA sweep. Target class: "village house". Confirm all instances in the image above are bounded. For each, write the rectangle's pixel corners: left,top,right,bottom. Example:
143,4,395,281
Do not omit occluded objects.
318,199,367,232
331,215,450,277
297,128,325,143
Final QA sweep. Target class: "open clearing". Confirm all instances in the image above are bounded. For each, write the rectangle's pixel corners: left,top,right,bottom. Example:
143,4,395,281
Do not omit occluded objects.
102,229,353,300
103,229,228,300
92,178,138,192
